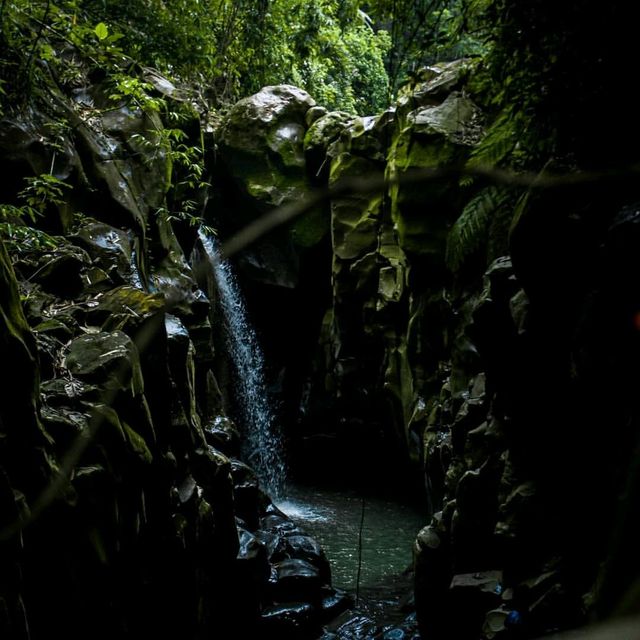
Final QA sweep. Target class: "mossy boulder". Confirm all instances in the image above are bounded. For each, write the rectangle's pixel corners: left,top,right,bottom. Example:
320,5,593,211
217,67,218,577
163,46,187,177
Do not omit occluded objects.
396,58,478,114
389,92,484,257
304,111,354,180
219,85,316,209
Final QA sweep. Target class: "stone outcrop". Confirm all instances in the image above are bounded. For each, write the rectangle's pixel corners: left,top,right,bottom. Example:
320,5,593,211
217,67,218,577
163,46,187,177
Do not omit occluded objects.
0,71,342,639
211,61,640,639
2,51,640,640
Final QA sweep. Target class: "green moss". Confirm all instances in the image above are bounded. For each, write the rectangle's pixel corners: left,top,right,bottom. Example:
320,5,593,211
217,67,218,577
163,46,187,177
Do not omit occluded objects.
97,286,165,318
291,206,330,247
123,422,153,464
332,193,382,260
383,339,415,445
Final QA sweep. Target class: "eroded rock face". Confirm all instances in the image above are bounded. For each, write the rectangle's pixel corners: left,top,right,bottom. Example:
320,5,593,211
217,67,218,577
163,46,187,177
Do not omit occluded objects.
211,62,640,640
4,52,638,640
0,71,342,640
215,84,330,288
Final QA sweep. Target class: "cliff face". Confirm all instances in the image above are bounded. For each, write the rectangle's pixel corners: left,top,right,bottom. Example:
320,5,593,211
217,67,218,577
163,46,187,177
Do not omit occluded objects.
0,72,344,639
212,63,640,638
1,53,639,639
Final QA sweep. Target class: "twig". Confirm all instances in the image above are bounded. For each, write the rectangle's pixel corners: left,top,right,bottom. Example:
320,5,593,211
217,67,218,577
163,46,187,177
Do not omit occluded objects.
220,163,640,260
355,494,366,605
23,0,52,85
2,159,639,542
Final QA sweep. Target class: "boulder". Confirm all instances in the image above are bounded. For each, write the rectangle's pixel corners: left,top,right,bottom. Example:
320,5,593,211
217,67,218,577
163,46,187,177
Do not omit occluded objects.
270,558,323,601
219,84,315,210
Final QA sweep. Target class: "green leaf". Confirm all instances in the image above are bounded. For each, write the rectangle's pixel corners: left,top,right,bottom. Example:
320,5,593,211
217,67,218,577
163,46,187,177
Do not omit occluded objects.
95,22,109,41
446,186,513,273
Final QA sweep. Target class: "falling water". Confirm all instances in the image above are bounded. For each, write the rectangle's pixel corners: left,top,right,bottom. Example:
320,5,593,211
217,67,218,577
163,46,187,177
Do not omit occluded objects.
198,229,286,497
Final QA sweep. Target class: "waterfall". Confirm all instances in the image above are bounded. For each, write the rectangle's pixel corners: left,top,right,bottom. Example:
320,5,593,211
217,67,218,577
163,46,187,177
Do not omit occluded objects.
198,230,286,497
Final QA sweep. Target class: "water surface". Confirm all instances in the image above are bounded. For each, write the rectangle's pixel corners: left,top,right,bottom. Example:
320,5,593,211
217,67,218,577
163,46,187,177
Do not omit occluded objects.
278,484,426,592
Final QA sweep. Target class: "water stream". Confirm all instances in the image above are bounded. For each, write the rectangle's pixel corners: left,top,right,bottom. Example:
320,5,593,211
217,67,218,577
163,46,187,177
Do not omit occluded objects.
199,230,286,496
278,484,425,597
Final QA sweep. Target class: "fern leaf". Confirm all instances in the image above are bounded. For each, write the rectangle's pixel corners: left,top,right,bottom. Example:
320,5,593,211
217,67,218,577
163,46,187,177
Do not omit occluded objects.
446,186,512,272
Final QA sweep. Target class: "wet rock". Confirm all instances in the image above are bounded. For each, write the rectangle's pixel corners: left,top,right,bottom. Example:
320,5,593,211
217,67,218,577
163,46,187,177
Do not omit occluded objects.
270,558,323,601
203,415,241,456
64,330,143,394
320,588,353,618
41,377,100,405
41,406,89,453
163,312,206,448
87,286,165,331
260,509,303,536
13,242,91,298
71,221,140,287
230,459,265,528
261,602,316,635
281,534,331,581
257,530,332,585
328,612,377,640
380,613,421,640
236,526,270,583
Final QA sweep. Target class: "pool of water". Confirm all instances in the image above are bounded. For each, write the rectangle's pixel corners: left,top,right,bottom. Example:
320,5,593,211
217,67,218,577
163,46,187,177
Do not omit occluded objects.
276,484,426,593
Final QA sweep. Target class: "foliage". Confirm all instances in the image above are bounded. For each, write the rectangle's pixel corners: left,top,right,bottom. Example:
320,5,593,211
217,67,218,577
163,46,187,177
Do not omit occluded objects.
281,2,391,113
364,0,486,97
445,186,513,272
17,173,70,217
0,174,69,251
0,222,62,251
463,0,637,168
109,74,165,112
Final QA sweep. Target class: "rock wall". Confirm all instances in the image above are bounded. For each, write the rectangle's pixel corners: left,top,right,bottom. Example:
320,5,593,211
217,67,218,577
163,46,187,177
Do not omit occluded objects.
2,55,639,639
211,63,640,639
0,72,344,639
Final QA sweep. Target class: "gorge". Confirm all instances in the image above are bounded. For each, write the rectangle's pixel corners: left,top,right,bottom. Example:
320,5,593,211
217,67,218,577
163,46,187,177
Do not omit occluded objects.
1,2,640,639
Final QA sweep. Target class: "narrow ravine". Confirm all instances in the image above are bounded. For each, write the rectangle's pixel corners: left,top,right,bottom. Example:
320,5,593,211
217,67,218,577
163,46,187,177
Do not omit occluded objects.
2,3,640,637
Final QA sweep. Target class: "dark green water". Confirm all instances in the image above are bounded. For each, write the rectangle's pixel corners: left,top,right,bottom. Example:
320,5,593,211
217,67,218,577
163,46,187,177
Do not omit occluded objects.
277,485,426,592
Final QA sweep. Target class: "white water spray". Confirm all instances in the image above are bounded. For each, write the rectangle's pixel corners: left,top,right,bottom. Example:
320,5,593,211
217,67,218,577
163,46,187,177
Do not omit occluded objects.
198,230,286,497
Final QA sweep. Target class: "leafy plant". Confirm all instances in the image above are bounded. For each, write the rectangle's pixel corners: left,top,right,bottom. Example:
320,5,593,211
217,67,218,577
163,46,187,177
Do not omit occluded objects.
109,74,165,112
18,173,71,216
445,186,513,272
0,221,61,251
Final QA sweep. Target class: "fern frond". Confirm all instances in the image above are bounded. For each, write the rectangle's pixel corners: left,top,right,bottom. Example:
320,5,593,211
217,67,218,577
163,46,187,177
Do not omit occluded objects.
446,186,512,272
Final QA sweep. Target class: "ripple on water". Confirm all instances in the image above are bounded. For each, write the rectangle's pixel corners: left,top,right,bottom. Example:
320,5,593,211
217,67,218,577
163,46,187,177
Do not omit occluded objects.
276,485,426,592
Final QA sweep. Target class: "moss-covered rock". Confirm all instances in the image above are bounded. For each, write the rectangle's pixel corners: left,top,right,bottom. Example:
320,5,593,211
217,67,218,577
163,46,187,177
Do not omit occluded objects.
388,92,483,257
304,110,354,179
219,85,316,209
